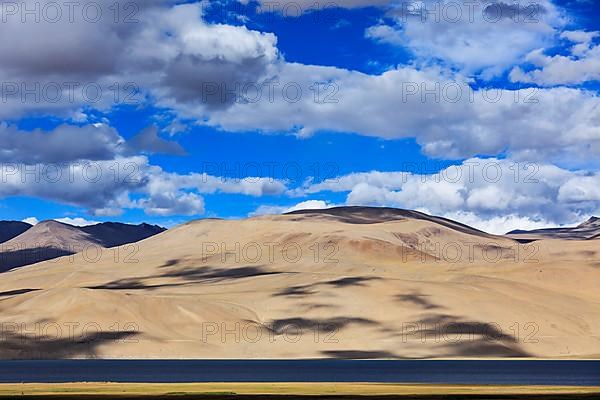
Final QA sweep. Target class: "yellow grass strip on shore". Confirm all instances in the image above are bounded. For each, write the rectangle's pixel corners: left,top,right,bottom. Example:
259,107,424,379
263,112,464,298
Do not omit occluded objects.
0,383,599,397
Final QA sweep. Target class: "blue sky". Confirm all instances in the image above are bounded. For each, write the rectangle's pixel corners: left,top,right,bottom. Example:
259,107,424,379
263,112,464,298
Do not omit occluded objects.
1,0,599,233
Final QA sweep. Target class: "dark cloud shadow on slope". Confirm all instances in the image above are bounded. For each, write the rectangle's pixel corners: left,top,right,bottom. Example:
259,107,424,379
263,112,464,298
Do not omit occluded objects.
88,265,284,291
325,276,381,288
274,276,381,298
0,248,73,273
390,292,531,358
0,330,139,359
269,317,378,335
87,278,180,291
0,288,40,297
162,266,282,283
159,258,181,268
395,291,444,311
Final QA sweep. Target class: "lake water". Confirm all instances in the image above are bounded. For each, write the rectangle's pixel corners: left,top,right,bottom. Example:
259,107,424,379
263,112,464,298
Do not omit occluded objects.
0,360,598,385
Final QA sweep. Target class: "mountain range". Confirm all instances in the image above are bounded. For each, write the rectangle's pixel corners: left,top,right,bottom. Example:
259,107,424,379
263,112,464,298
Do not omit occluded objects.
0,220,165,272
0,207,598,359
508,217,600,240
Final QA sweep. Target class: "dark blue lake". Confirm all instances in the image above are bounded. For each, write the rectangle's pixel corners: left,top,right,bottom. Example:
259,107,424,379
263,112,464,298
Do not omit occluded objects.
0,360,598,385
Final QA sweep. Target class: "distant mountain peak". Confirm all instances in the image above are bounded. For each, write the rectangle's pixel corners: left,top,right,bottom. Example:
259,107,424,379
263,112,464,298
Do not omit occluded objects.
509,216,600,240
580,216,600,227
35,220,73,227
0,220,166,273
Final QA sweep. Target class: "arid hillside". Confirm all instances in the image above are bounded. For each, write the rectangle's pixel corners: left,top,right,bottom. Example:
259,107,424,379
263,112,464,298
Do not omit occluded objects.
0,207,598,360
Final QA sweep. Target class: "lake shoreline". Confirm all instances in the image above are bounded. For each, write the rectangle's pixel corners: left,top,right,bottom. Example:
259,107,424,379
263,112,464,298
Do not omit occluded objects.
1,383,600,399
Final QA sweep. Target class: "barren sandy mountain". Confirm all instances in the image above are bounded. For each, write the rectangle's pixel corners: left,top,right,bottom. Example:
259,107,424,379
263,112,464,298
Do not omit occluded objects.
0,221,165,272
0,221,32,244
508,217,600,240
288,206,490,236
0,207,598,360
